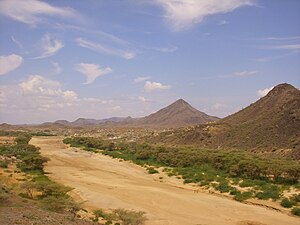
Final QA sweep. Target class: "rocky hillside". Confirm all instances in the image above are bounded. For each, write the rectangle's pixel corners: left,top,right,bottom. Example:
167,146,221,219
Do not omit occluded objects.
134,99,219,127
145,83,300,159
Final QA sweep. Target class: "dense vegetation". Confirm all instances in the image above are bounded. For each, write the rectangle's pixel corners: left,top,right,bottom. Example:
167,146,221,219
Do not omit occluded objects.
64,136,300,215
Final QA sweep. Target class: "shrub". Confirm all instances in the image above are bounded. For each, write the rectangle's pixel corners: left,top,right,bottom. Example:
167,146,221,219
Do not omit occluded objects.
0,159,9,168
17,154,48,172
113,209,147,225
21,181,38,199
255,185,281,200
239,180,256,188
39,195,75,213
292,194,300,202
280,198,295,208
0,184,9,204
234,191,253,202
215,182,232,193
93,209,113,221
291,207,300,216
147,167,159,174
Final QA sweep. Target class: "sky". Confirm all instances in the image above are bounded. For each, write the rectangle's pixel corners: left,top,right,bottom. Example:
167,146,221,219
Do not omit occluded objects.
0,0,299,124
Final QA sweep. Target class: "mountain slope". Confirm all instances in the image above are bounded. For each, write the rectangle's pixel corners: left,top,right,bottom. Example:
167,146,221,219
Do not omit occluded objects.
220,83,300,150
135,99,219,127
146,83,300,158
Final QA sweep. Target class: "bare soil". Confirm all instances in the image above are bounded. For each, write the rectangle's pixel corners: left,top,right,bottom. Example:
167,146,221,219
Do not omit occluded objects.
30,136,300,225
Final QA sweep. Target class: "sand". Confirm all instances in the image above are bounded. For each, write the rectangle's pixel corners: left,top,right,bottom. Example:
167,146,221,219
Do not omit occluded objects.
30,136,300,225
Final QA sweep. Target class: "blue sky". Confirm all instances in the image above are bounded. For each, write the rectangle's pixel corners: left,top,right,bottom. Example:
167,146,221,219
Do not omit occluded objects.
0,0,299,124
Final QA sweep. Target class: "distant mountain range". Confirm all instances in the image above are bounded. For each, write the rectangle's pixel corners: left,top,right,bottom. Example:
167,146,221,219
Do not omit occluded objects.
42,99,218,128
145,83,300,159
43,116,134,126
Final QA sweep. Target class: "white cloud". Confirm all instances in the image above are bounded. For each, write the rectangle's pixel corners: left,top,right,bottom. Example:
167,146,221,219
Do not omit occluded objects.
212,103,228,110
76,38,135,59
75,63,112,84
0,54,23,75
52,62,62,74
19,75,77,99
133,76,151,83
153,0,254,31
259,36,300,41
138,96,153,103
256,51,298,62
232,70,258,77
269,44,300,50
11,36,23,49
257,86,274,97
144,81,171,92
35,33,64,59
150,46,178,53
111,106,121,111
0,0,77,26
219,20,229,25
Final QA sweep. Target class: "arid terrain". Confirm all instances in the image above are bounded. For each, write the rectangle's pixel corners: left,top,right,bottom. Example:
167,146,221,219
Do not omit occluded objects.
31,136,300,225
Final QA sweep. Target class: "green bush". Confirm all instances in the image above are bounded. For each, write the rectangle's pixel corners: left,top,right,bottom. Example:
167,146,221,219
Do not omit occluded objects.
255,185,281,200
292,194,300,202
215,182,232,193
17,153,48,172
147,167,159,174
291,207,300,216
280,198,295,208
234,191,253,202
239,180,256,187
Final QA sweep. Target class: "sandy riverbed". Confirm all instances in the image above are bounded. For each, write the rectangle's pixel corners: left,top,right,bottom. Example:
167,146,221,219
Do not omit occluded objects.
30,136,300,225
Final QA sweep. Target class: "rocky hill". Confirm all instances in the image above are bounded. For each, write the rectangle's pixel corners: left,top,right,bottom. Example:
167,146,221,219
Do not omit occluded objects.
134,99,219,127
145,83,300,158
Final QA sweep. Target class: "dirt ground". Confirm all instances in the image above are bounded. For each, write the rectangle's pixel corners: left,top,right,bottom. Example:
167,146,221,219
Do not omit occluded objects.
30,136,300,225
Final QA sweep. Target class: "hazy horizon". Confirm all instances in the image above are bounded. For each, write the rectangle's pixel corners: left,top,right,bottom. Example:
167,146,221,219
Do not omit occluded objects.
0,0,299,124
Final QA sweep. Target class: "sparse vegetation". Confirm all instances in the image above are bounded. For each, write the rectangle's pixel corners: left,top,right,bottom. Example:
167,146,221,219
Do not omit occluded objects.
63,136,300,211
0,132,79,214
92,208,147,225
113,209,147,225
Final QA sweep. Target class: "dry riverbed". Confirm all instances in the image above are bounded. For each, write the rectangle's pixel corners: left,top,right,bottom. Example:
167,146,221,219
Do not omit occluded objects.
30,136,300,225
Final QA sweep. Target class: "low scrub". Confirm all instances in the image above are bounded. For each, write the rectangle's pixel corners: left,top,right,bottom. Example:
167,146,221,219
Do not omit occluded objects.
292,207,300,216
147,167,159,174
113,209,147,225
280,198,296,208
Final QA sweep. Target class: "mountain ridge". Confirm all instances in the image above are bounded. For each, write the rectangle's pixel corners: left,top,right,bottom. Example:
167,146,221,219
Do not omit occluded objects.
41,99,218,128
